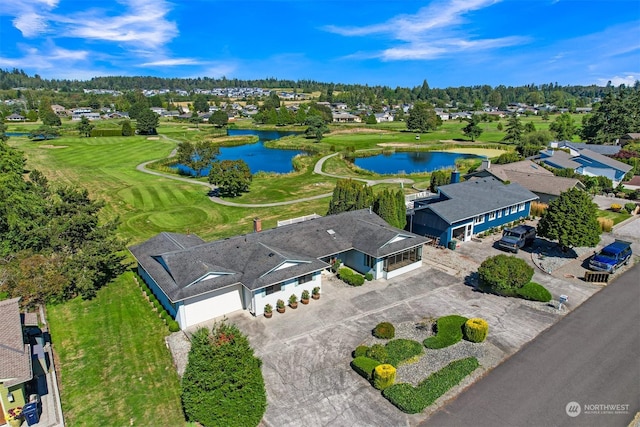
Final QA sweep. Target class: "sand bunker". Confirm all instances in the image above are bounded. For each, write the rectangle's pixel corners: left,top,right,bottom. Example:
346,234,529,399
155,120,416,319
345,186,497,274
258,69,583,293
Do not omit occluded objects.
40,145,68,149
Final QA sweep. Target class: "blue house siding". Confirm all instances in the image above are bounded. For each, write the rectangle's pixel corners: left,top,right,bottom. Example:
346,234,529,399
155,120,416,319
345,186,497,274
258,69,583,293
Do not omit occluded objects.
137,265,177,317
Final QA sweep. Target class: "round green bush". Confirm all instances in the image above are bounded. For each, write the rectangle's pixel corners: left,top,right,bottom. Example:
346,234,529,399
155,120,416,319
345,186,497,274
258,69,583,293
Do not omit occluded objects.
478,254,534,296
168,320,180,332
366,343,388,363
353,345,369,358
365,272,373,281
516,282,552,302
373,322,396,339
464,318,489,343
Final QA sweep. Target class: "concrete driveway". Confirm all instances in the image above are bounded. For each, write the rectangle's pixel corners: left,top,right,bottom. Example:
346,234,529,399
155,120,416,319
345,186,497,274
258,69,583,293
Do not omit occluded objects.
223,246,604,427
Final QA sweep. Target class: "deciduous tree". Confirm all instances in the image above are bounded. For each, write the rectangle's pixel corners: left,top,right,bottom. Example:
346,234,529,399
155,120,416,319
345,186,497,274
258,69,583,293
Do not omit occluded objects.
209,110,229,127
462,114,483,141
549,112,576,140
175,141,220,176
406,102,441,133
76,116,94,137
208,160,252,197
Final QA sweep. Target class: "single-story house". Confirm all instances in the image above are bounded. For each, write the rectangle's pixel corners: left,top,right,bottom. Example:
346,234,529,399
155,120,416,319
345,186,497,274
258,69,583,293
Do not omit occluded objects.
5,113,25,122
540,146,632,187
332,112,362,123
550,141,621,156
466,159,585,203
0,298,34,419
130,209,430,329
408,176,539,246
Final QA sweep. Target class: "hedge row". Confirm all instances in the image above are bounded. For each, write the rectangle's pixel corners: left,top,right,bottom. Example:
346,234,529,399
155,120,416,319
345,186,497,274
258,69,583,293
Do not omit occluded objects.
338,267,365,286
137,275,180,332
352,338,423,368
351,356,381,381
382,357,480,413
423,315,468,349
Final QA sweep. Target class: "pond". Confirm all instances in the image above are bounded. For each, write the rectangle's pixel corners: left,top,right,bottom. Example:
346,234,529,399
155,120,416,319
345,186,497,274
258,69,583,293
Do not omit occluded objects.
173,129,305,176
352,151,483,174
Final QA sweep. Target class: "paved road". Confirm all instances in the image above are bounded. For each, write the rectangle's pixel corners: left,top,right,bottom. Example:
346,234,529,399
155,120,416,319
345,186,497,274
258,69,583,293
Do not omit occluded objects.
423,263,640,427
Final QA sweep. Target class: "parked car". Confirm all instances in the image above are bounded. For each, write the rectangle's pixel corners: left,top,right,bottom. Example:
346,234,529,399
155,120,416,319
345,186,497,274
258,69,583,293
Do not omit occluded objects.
588,240,633,273
497,225,536,253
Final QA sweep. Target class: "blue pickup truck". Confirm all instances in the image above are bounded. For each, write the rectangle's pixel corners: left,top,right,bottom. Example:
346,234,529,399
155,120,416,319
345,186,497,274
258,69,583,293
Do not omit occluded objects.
588,240,633,273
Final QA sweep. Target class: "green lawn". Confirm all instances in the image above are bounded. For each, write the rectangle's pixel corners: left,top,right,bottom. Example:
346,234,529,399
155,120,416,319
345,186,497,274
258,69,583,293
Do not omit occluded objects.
597,209,632,225
47,272,184,426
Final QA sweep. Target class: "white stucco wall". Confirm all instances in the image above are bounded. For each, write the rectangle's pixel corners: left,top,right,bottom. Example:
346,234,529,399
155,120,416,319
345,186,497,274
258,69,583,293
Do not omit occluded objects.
176,284,244,329
252,273,321,316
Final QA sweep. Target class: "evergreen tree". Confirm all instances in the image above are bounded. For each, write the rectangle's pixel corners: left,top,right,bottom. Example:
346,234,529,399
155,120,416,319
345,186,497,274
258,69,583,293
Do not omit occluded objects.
136,109,159,135
430,169,452,192
0,122,8,142
121,120,133,136
549,112,576,140
181,324,266,427
462,114,483,141
373,189,407,229
76,116,94,137
406,102,441,133
537,188,601,249
327,179,373,215
503,114,523,143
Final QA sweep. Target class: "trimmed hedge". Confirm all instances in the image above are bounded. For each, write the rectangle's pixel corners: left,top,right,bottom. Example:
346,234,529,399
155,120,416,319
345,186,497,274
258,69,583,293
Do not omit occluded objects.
382,357,480,413
385,339,423,367
373,322,395,339
516,282,552,302
168,320,180,332
366,344,388,363
365,272,373,281
338,267,365,286
351,357,381,381
423,315,468,349
373,364,396,390
464,318,489,343
353,345,369,358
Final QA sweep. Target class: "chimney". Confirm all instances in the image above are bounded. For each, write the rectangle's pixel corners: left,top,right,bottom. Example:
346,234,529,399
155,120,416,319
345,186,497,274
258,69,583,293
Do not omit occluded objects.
450,170,461,184
253,217,262,233
481,159,490,170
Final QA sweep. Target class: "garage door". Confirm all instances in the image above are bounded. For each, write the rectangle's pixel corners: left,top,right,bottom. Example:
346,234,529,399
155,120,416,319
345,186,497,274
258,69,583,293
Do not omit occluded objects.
183,284,244,328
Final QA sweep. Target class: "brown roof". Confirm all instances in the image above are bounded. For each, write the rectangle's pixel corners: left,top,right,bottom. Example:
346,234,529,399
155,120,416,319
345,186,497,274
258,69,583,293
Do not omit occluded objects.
503,171,585,196
0,298,32,387
481,160,553,181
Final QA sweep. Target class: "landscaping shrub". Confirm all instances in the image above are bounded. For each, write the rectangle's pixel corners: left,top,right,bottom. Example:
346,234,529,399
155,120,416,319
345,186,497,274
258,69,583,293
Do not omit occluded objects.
477,255,534,296
373,364,396,390
530,201,548,217
181,324,266,427
385,339,423,366
373,322,395,339
351,356,381,381
366,344,388,363
463,318,489,343
516,282,552,302
423,315,468,349
365,272,374,281
625,202,637,214
382,357,480,414
597,217,614,232
168,320,180,332
610,203,622,212
338,267,365,286
353,345,369,358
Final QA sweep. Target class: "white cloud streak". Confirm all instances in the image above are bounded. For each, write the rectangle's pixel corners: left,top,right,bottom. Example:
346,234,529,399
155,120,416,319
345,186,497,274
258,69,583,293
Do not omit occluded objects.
324,0,526,61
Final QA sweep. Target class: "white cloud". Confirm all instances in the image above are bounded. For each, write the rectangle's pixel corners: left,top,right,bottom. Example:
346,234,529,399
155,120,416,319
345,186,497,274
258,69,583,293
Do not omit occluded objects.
324,0,524,61
597,74,640,87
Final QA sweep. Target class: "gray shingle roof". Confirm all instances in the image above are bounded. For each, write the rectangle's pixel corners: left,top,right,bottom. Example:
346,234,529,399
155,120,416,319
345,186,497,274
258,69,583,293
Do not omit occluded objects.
578,149,632,173
503,171,584,196
540,149,581,169
423,177,538,224
130,210,430,302
0,298,32,387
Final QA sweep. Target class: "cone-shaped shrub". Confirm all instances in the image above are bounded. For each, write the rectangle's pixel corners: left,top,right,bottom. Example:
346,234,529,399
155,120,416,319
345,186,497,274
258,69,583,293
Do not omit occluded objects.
373,364,396,390
373,322,395,339
464,318,489,343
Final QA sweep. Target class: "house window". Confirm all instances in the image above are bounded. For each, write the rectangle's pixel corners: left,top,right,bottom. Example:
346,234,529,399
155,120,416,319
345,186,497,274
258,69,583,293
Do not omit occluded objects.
503,208,509,216
497,209,502,218
474,215,485,225
265,283,282,295
365,254,376,268
518,203,525,212
297,274,313,286
488,211,496,221
510,205,518,214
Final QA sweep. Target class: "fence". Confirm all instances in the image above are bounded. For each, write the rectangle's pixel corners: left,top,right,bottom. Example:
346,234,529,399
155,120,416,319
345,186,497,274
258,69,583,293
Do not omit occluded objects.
277,213,321,227
584,271,610,283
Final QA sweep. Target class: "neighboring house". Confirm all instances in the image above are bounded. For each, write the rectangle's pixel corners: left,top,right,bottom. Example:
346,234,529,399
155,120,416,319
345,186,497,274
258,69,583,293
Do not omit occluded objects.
540,146,632,187
6,113,25,121
550,141,621,156
408,176,538,246
50,104,67,116
374,112,394,123
130,210,430,329
0,298,35,420
466,159,585,203
622,175,640,191
332,112,362,123
620,133,640,146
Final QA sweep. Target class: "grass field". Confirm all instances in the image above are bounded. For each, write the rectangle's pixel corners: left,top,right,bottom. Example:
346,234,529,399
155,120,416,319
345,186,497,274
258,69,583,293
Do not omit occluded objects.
47,272,184,426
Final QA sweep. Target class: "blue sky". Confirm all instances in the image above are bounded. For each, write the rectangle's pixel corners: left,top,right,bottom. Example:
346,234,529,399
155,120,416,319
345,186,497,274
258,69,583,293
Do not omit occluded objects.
0,0,638,88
